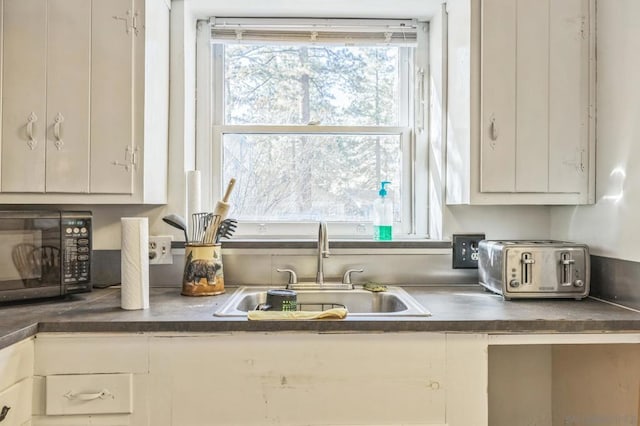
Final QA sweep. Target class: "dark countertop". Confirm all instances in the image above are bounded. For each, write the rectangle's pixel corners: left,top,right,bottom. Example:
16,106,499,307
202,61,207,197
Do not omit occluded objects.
1,285,639,350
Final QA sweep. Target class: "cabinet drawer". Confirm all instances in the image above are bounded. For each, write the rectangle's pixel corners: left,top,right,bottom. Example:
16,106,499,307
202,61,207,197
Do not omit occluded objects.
45,373,132,415
0,378,33,425
0,339,34,392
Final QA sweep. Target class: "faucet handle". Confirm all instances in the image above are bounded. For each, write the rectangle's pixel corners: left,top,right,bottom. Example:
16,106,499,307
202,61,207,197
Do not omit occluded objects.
342,268,364,285
276,268,298,285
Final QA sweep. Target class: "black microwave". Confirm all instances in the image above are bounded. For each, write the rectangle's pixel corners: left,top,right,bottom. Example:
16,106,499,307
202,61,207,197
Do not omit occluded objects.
0,210,92,303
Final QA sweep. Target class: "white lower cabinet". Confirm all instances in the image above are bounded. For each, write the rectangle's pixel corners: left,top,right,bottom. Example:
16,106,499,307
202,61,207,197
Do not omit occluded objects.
0,338,34,426
28,332,640,426
147,333,448,426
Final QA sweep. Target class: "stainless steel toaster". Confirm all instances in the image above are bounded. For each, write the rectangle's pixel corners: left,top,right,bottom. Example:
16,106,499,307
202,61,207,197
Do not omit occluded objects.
478,240,590,300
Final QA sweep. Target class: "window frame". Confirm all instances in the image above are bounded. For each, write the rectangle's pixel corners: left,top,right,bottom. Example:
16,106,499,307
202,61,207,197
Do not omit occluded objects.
196,19,429,239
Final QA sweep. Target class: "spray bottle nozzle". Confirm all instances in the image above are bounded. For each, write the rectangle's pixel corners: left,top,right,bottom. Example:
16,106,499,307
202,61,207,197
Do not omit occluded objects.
379,181,391,197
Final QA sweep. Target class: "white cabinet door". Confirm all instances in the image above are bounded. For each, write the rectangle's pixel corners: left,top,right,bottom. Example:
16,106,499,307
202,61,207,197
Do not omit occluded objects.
1,0,47,193
480,0,590,196
0,338,34,393
0,378,32,425
148,333,447,426
1,0,90,194
45,0,91,193
447,0,594,204
480,0,516,193
515,0,550,192
0,0,168,203
90,0,135,194
548,0,590,193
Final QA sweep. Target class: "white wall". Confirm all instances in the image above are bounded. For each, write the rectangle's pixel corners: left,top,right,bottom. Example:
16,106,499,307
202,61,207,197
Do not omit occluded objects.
551,0,640,261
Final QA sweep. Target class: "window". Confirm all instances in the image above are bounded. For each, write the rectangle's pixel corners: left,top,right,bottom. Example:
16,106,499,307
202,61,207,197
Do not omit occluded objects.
198,18,428,238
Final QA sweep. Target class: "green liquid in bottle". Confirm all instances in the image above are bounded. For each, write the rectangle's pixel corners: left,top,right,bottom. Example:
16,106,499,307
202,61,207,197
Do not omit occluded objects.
374,225,393,241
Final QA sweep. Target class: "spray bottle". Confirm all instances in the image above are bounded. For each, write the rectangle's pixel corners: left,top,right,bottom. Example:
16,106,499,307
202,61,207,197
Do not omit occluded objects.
373,181,393,241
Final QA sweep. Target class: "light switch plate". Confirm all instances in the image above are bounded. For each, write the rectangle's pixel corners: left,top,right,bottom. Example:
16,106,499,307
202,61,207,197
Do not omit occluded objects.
452,233,485,269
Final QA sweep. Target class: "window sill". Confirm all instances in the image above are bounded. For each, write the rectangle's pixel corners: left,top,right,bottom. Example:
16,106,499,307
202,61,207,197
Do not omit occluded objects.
172,239,451,250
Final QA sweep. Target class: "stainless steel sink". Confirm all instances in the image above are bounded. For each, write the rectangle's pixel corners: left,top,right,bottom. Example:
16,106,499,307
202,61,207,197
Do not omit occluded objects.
214,286,431,317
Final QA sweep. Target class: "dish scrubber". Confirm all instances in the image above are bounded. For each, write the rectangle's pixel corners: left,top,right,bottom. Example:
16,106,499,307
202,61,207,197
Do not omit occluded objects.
247,307,347,321
363,282,388,292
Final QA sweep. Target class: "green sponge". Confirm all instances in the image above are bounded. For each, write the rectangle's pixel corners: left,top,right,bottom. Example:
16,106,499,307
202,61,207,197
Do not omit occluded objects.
363,282,388,292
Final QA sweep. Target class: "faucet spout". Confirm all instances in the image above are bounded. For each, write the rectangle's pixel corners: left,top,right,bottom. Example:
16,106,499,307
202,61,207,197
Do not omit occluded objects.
316,221,330,284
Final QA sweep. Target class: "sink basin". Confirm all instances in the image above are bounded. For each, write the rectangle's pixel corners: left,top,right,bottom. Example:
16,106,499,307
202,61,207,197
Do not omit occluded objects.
214,286,431,317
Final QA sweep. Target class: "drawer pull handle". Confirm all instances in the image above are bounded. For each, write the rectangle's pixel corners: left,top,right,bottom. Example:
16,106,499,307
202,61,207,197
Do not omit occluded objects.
64,389,113,401
0,405,10,422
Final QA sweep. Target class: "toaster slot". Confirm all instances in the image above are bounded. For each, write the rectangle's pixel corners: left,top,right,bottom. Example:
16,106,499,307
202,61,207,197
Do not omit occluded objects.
521,252,534,285
560,251,575,286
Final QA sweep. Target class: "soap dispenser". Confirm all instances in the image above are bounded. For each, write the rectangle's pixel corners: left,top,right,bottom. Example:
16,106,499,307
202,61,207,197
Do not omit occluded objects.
373,181,393,241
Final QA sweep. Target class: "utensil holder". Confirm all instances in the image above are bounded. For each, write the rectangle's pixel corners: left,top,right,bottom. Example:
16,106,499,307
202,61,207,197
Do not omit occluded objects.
181,244,225,296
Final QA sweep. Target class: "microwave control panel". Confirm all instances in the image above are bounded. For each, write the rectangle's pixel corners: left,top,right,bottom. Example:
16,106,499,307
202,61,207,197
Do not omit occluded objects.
62,217,91,291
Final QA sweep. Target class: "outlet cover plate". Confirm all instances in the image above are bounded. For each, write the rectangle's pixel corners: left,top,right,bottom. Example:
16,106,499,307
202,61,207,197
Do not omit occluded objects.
149,235,173,265
452,233,485,269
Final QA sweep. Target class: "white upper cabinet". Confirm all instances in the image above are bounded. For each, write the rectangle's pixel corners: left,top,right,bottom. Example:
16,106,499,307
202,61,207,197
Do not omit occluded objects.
446,0,595,205
0,0,169,203
90,0,136,195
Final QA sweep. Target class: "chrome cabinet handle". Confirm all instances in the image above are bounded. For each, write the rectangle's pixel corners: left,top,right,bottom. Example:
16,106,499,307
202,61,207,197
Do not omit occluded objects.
26,112,38,150
490,117,498,141
54,112,64,149
64,389,113,401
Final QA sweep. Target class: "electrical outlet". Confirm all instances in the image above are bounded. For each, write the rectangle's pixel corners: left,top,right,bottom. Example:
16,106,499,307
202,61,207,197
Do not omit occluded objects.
452,233,485,269
149,235,173,265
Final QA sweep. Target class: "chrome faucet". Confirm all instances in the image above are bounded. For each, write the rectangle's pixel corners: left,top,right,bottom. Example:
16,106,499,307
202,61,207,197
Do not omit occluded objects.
279,222,358,289
316,221,330,284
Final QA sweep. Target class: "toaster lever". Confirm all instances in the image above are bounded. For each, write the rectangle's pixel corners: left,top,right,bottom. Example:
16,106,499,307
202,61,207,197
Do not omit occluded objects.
560,252,574,286
521,252,534,284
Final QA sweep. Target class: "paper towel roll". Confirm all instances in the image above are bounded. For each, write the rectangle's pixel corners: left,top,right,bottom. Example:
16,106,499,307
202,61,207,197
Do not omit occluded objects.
187,170,201,219
121,217,149,310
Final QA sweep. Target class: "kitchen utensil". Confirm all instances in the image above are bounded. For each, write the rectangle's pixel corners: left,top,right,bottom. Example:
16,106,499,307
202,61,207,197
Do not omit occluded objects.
162,214,189,243
214,178,236,220
214,218,238,243
203,178,236,244
191,212,215,243
202,215,222,245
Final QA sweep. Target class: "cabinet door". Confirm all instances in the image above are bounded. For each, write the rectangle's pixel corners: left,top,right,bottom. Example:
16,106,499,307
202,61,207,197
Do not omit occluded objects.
481,0,589,196
90,0,135,194
480,0,516,193
149,334,447,426
0,378,32,425
515,0,550,192
45,0,91,193
1,0,47,193
549,0,589,193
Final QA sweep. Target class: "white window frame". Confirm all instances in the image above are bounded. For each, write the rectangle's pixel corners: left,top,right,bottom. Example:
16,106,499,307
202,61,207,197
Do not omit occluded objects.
196,19,429,239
